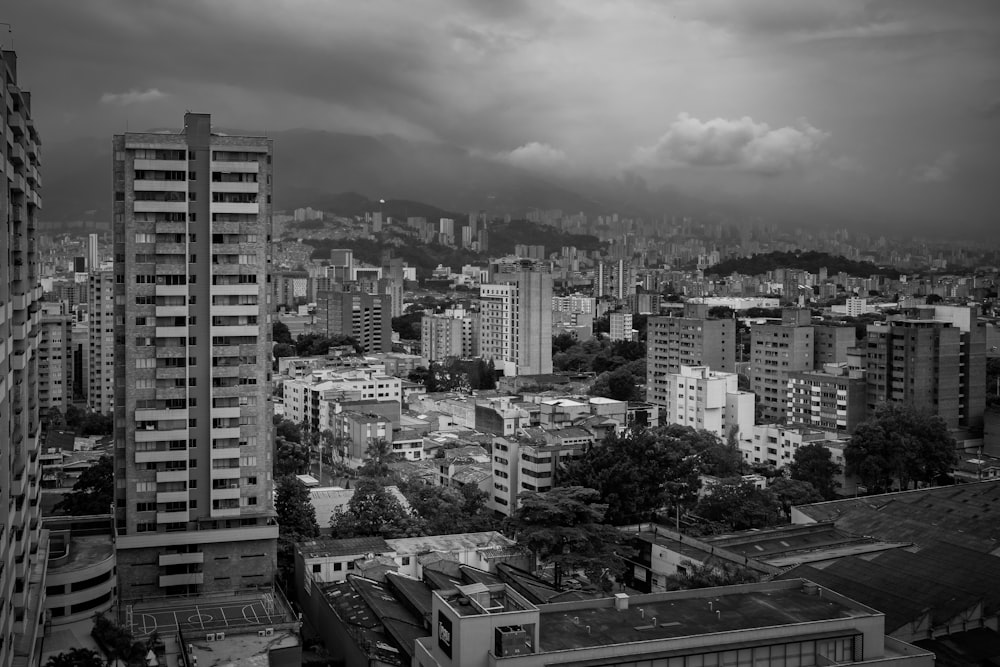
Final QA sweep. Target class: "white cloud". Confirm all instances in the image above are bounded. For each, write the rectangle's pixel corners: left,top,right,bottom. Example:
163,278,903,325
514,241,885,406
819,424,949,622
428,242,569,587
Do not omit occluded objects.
632,113,829,175
495,142,569,171
914,151,957,183
100,88,167,106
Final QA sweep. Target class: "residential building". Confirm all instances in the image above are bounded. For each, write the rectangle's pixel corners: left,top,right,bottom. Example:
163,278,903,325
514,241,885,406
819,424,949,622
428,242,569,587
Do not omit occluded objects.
315,283,391,353
421,309,478,362
662,365,754,444
608,311,633,341
745,423,838,468
786,363,868,433
38,307,74,413
1,47,50,667
551,294,594,313
647,303,736,411
488,436,586,516
88,232,100,270
750,308,814,422
87,269,116,415
282,369,402,430
480,264,553,376
863,305,986,433
813,324,855,368
112,113,278,599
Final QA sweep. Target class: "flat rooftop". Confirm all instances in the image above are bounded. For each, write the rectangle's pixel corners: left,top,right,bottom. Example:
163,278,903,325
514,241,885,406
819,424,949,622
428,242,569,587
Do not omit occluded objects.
539,584,870,651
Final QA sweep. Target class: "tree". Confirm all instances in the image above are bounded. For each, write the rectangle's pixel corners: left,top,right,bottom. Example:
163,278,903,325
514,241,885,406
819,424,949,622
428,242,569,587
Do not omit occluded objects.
44,648,104,667
552,332,579,354
275,418,303,444
391,312,423,341
330,478,424,538
55,456,113,515
507,486,633,591
768,477,824,517
405,483,498,535
588,367,641,402
275,475,320,541
358,438,401,478
663,558,761,591
693,479,782,531
275,437,310,477
845,402,957,493
562,425,732,525
789,443,842,499
273,320,293,345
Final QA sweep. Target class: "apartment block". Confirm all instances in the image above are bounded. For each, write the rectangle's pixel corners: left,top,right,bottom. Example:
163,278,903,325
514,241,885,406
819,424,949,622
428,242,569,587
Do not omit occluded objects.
750,308,814,422
647,303,735,412
746,424,840,468
863,305,986,432
87,269,116,414
608,311,633,342
787,363,868,434
421,309,478,362
662,366,754,444
112,113,277,600
479,264,553,377
813,324,855,368
488,437,585,516
1,48,50,667
38,307,73,413
315,283,391,353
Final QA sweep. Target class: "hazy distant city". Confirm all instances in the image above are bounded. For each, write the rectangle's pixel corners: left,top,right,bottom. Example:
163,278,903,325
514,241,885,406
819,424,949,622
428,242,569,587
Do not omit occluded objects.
3,3,1000,667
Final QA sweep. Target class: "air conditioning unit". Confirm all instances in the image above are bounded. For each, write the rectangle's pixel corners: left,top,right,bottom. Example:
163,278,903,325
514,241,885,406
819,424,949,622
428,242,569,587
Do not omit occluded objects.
264,628,274,637
258,630,266,637
205,633,215,641
216,632,225,641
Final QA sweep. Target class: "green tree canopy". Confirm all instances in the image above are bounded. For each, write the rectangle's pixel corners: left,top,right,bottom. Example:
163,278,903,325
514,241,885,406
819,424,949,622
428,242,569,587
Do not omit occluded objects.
55,456,113,515
507,486,633,590
404,483,498,535
330,478,424,539
845,402,957,493
789,443,842,499
272,320,293,345
275,436,310,477
44,648,104,667
561,425,739,524
588,367,642,402
768,477,824,517
358,438,401,478
275,475,320,542
693,479,782,532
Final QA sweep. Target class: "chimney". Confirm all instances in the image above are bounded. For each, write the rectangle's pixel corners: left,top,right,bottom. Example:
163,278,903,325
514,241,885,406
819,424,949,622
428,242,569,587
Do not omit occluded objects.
614,593,629,611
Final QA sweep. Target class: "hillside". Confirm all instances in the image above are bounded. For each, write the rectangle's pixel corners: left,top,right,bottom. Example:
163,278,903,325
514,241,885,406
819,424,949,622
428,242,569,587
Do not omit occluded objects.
707,251,899,279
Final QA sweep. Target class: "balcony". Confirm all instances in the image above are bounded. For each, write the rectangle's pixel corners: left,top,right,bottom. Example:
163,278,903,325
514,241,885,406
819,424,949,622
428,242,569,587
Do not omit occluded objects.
10,142,25,165
156,469,188,484
210,202,258,215
154,284,188,297
158,572,204,588
134,159,186,171
212,325,259,337
211,181,259,193
156,490,189,504
158,552,204,567
135,428,188,443
210,160,258,173
210,284,260,296
133,180,187,192
134,200,187,213
135,449,188,464
210,506,241,518
136,407,188,422
210,487,241,501
155,305,188,317
156,509,190,524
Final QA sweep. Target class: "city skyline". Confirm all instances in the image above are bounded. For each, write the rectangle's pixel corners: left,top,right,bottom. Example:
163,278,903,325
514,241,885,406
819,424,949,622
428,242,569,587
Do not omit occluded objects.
4,1,1000,237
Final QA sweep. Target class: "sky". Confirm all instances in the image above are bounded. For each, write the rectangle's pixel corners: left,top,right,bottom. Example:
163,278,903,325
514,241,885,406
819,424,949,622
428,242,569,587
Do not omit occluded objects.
6,0,1000,236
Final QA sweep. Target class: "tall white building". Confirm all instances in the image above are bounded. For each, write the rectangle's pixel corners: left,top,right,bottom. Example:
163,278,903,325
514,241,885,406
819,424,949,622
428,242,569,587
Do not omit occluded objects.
609,311,633,342
87,269,116,415
480,265,553,377
421,308,478,362
112,113,277,599
88,232,100,270
663,365,754,445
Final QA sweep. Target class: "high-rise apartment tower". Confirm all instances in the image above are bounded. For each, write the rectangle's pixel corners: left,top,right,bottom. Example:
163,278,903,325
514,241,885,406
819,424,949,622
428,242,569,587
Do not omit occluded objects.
112,113,277,599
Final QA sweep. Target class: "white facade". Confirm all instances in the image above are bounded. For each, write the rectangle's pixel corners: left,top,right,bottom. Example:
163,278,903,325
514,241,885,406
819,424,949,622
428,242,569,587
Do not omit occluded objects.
664,366,754,444
745,423,840,468
87,269,115,415
609,312,633,342
479,269,553,377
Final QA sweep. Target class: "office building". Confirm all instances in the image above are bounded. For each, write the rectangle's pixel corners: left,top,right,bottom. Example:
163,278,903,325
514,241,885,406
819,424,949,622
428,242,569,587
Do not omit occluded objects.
750,308,814,422
1,47,50,667
480,264,553,377
647,303,735,412
315,284,391,353
413,579,933,667
662,365,754,444
863,305,986,432
787,363,868,434
88,269,116,415
112,113,277,599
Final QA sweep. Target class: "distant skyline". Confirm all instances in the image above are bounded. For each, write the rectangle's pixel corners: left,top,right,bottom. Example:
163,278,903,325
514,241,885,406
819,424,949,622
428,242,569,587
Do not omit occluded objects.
6,1,1000,236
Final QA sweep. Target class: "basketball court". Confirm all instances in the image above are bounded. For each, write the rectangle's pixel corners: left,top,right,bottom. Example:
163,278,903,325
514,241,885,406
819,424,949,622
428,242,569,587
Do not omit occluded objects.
125,592,286,637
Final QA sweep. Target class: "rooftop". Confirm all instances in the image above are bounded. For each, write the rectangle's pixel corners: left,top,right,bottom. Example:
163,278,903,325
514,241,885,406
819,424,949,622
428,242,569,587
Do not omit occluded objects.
538,581,872,651
47,533,114,571
793,480,1000,553
299,535,392,559
704,522,908,567
386,530,514,556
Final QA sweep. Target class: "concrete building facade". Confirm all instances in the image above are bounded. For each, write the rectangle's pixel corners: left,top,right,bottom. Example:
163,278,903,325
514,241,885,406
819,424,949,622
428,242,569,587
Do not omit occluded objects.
1,48,50,667
38,308,74,413
87,269,116,415
787,364,868,434
479,265,553,377
315,284,391,354
750,308,814,422
112,113,277,600
662,365,754,445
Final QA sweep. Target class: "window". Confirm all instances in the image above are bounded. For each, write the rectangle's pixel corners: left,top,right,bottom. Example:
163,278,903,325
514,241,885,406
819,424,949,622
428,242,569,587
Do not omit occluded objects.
312,564,321,573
